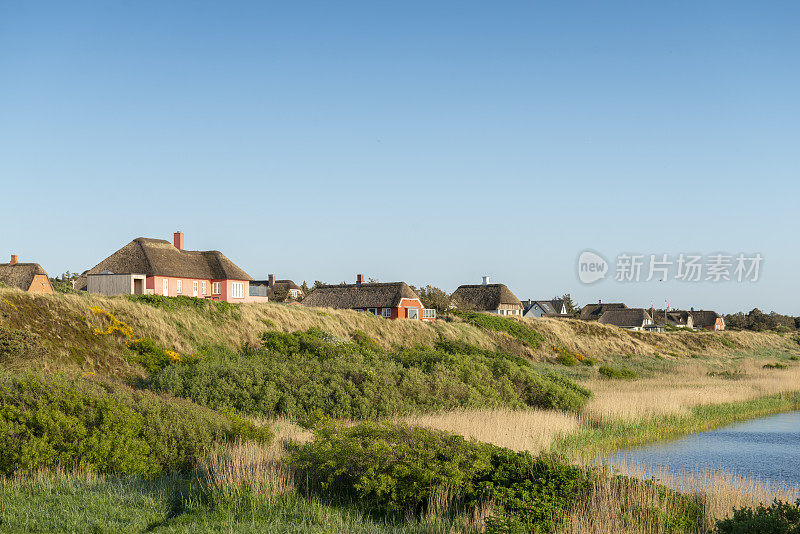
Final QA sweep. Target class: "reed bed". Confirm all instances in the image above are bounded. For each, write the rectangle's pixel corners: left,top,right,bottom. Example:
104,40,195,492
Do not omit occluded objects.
399,408,580,454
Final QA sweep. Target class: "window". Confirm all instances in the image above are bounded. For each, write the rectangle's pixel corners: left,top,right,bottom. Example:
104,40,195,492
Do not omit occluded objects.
232,282,244,299
422,308,436,319
162,279,169,296
382,308,392,318
212,282,221,295
367,308,377,315
202,281,207,295
176,280,182,294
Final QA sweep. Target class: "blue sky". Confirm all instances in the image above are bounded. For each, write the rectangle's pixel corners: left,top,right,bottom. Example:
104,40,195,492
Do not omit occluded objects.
1,1,798,313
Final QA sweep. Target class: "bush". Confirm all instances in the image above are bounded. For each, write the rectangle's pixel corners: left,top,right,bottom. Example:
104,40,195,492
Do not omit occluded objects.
598,365,638,380
715,499,800,533
451,311,544,348
763,362,788,370
127,337,198,373
147,328,591,419
0,327,41,362
288,422,591,532
126,294,239,318
0,371,271,477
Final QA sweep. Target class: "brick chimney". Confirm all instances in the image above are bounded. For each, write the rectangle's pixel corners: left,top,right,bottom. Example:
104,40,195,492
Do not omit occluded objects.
691,307,694,312
10,255,18,265
268,274,275,287
174,231,185,250
599,299,602,304
356,274,364,287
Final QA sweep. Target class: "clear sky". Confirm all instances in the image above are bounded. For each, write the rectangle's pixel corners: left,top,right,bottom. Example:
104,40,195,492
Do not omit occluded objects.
1,1,798,314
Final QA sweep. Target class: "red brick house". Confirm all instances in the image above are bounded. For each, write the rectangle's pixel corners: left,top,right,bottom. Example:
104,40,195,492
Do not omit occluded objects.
76,232,266,303
301,274,435,321
0,255,54,294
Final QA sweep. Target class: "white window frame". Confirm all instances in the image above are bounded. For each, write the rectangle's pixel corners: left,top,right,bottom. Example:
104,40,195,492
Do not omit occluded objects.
192,280,198,296
176,280,183,294
232,282,244,299
367,308,378,315
422,308,436,319
202,281,207,295
162,279,169,296
382,308,391,318
212,282,221,295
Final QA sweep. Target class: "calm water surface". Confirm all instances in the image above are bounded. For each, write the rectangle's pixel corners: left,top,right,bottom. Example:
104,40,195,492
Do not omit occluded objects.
608,411,800,486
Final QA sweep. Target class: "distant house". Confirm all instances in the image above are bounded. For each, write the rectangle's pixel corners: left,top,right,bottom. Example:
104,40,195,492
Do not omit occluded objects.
0,255,54,294
689,309,725,331
521,299,568,318
598,308,654,331
76,232,265,303
301,274,434,321
579,300,628,321
450,276,523,316
250,274,303,301
666,310,694,329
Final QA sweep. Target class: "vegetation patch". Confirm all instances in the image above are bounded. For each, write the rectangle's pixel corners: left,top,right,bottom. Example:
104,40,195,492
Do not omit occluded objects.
598,365,639,380
763,362,788,370
126,294,240,319
0,371,271,477
288,422,701,533
147,328,591,419
0,326,42,363
450,311,544,348
715,499,800,534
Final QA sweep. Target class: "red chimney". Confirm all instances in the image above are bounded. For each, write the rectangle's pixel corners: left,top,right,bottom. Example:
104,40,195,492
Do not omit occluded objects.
356,274,365,286
174,231,185,250
10,255,18,265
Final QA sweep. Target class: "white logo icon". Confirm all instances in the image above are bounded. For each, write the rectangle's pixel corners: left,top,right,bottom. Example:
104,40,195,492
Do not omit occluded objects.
578,250,608,284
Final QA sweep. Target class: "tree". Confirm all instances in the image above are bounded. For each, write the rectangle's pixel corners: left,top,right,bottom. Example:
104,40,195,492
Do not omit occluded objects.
552,293,578,314
413,285,451,312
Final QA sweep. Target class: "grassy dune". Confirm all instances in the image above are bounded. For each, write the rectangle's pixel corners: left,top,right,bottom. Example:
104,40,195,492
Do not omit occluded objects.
3,287,800,532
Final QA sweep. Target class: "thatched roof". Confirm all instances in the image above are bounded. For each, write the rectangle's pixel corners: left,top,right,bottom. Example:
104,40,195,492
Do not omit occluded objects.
252,279,302,292
0,262,49,291
598,308,652,328
666,310,692,326
689,310,722,328
301,282,420,309
451,284,523,311
75,237,252,291
580,302,628,320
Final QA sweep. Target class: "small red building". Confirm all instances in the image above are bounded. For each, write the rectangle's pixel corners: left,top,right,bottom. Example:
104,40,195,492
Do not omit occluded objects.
301,274,435,321
0,255,54,294
76,232,266,303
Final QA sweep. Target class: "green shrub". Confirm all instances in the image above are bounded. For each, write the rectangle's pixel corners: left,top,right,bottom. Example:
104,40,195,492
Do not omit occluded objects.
0,371,271,477
147,328,591,419
288,422,591,532
715,499,800,533
555,353,579,366
790,356,799,361
763,362,788,370
126,294,239,319
451,311,544,348
598,365,638,380
0,327,41,362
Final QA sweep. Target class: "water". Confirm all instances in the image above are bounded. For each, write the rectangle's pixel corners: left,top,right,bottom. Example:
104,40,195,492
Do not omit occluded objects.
607,411,800,486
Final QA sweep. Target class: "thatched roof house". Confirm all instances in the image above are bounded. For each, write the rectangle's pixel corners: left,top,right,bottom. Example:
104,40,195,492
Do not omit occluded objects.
598,308,653,331
580,301,628,321
689,309,725,331
250,274,303,300
301,274,432,321
76,233,258,303
450,277,523,316
0,255,54,294
666,310,693,328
